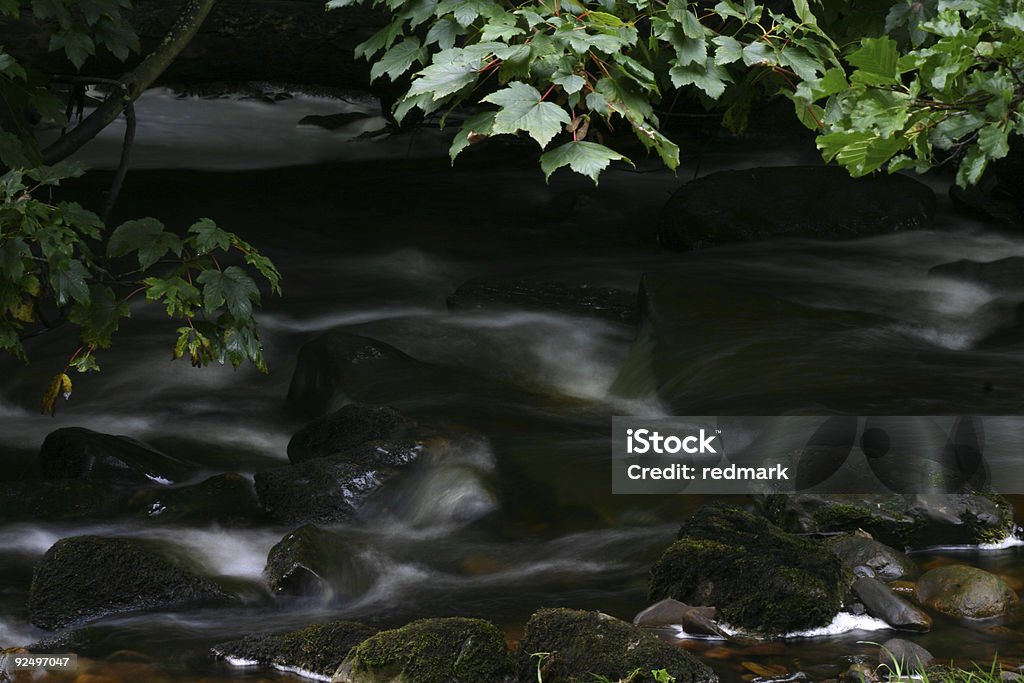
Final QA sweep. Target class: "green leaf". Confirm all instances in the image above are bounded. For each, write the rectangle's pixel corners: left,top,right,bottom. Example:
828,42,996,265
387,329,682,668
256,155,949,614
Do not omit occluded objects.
713,35,743,65
48,29,95,69
407,58,479,100
426,19,461,49
68,284,129,348
50,259,91,306
817,130,907,176
481,13,524,41
144,276,202,317
847,37,899,85
793,0,818,27
450,111,496,161
669,59,730,99
197,266,261,319
482,82,571,148
108,218,183,270
554,73,586,94
978,124,1010,160
0,239,30,282
539,141,632,184
370,37,426,82
188,218,232,254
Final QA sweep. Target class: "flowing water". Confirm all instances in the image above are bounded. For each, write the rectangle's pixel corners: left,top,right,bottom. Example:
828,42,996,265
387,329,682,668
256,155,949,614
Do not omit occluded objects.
1,88,1023,681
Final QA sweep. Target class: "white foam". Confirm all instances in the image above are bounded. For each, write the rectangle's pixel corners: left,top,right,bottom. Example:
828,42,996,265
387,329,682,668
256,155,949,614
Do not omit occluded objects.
224,656,259,667
710,612,891,641
273,664,332,682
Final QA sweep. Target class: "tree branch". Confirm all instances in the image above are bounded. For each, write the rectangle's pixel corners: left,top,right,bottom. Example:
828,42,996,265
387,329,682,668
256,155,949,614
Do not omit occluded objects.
41,0,218,166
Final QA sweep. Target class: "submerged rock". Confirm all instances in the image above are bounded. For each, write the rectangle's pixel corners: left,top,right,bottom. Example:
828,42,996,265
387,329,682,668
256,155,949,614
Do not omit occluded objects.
633,598,726,638
333,617,514,683
447,279,639,324
287,403,417,464
929,257,1024,291
264,524,376,598
878,638,934,671
39,427,195,485
212,620,377,679
852,577,932,632
516,608,717,683
765,493,1017,547
298,112,373,130
826,534,919,581
254,457,395,525
29,536,231,630
649,506,849,635
658,165,935,250
121,473,267,526
651,507,843,634
915,565,1019,619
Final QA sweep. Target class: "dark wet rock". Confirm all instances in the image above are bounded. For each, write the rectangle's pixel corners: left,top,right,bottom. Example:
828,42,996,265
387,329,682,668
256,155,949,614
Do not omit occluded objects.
298,112,373,130
765,493,1016,548
852,577,932,632
121,473,267,526
28,536,231,630
264,524,375,598
878,638,934,671
633,598,726,638
516,608,717,683
334,617,514,683
254,456,398,525
286,331,424,416
212,620,377,679
649,506,850,635
0,480,115,521
39,427,194,485
826,534,919,581
658,166,935,250
447,279,639,324
929,257,1024,292
287,403,416,464
915,565,1020,619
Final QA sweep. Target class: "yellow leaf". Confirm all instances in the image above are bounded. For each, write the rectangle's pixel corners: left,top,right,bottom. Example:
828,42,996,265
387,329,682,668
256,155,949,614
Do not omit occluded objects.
9,299,34,323
41,373,72,416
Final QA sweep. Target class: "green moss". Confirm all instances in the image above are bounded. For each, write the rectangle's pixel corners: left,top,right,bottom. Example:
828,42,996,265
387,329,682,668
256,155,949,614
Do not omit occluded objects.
337,617,513,683
649,505,851,635
211,620,376,678
963,493,1016,545
515,608,716,683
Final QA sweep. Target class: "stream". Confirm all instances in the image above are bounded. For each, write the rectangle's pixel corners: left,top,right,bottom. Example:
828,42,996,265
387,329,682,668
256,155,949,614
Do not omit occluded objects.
0,88,1022,681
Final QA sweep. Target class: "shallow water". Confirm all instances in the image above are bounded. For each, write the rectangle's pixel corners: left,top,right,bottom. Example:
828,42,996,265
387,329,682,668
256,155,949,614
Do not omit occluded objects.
2,89,1023,681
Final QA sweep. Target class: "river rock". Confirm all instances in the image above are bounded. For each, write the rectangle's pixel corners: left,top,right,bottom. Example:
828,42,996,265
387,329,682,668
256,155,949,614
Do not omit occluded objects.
516,608,717,683
446,279,639,324
915,565,1020,619
333,617,514,683
254,456,397,525
298,112,373,130
826,534,919,581
287,403,417,464
649,505,849,635
28,536,231,630
929,257,1024,291
765,493,1016,547
38,427,195,485
121,473,267,526
658,166,935,250
212,620,377,678
632,598,726,638
878,638,934,671
852,577,932,632
264,524,375,598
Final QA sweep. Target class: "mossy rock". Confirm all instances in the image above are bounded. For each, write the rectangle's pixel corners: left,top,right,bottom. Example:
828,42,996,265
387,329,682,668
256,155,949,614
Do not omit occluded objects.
649,505,850,635
916,565,1020,619
28,536,231,630
764,493,1016,547
39,427,195,485
212,620,377,678
333,617,514,683
287,403,417,464
516,608,717,683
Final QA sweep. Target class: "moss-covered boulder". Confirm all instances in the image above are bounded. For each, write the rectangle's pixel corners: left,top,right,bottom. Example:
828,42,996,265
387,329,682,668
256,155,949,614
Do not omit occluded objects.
287,404,417,464
826,534,919,581
517,608,717,683
39,427,195,485
29,536,231,629
916,565,1020,619
333,617,514,683
122,473,267,526
765,493,1016,548
264,524,376,598
658,165,934,250
649,506,850,635
212,620,377,679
